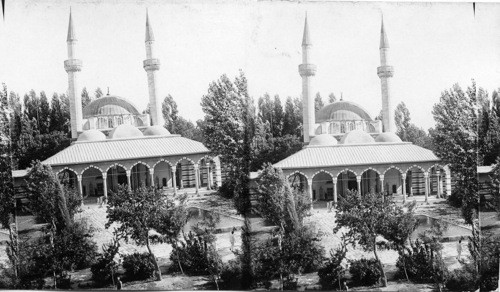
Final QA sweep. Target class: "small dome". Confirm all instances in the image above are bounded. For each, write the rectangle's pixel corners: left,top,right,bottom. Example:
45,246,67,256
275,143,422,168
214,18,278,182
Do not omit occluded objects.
108,124,144,139
375,132,403,143
77,129,106,142
316,101,373,123
143,125,171,136
309,134,338,146
340,129,375,144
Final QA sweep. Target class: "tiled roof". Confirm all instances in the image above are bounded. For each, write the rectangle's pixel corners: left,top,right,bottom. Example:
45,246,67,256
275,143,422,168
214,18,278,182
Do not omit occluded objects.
274,142,439,169
43,135,209,166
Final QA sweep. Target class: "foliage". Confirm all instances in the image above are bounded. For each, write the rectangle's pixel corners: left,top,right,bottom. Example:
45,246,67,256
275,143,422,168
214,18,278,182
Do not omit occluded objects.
25,161,77,231
52,220,98,270
256,164,310,233
253,227,325,286
394,101,433,150
122,253,156,281
0,83,15,229
486,156,500,214
318,236,349,290
169,230,218,275
334,191,417,287
314,92,324,112
220,260,243,290
251,134,303,170
282,96,302,137
91,231,122,285
349,258,382,287
430,82,478,224
106,185,187,281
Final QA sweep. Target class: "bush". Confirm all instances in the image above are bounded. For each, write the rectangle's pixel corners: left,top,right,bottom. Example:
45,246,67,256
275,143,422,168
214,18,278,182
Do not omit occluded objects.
54,221,98,270
122,253,156,281
91,236,120,286
349,258,382,287
445,267,477,291
395,246,434,282
220,260,242,290
318,246,348,290
169,231,212,275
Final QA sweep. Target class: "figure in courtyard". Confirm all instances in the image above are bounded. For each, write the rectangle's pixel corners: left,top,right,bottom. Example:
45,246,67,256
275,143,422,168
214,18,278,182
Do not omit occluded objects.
116,276,122,290
230,227,235,251
456,237,463,260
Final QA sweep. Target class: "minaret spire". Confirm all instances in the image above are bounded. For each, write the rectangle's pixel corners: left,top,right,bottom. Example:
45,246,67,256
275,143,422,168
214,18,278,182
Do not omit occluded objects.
143,11,163,126
298,13,317,143
64,8,83,139
377,15,395,133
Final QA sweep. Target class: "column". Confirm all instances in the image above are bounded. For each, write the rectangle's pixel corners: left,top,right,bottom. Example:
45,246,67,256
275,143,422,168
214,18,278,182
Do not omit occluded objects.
333,178,338,205
445,172,451,197
379,174,385,202
150,169,155,188
307,178,313,210
77,174,83,205
424,172,429,204
215,163,222,188
102,172,108,199
437,173,442,199
402,174,407,203
172,167,178,195
356,175,361,194
206,162,212,190
126,170,132,191
194,164,200,194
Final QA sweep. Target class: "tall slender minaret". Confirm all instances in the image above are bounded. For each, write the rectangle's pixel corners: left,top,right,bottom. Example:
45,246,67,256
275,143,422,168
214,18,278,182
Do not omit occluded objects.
64,9,83,139
377,16,395,133
298,14,317,143
143,11,163,127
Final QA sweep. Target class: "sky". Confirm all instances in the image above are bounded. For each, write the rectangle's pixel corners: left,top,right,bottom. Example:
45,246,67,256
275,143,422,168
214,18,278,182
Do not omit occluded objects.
1,0,499,131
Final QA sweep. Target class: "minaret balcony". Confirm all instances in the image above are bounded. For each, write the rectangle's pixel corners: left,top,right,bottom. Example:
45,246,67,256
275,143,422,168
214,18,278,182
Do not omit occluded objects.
299,64,317,76
377,66,394,78
143,59,160,71
64,59,82,72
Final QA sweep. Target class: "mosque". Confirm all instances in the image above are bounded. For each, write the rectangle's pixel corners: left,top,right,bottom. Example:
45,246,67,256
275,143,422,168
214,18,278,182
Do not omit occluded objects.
274,16,451,205
12,11,222,201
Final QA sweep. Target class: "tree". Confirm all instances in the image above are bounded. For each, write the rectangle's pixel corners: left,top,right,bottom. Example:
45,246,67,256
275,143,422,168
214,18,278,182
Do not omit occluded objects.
477,89,500,166
430,82,478,224
314,92,324,112
106,185,187,281
25,161,76,232
49,93,66,133
0,83,15,230
334,191,417,287
161,94,179,131
328,93,337,104
81,87,92,109
94,87,103,99
394,102,433,149
282,97,301,137
38,92,51,134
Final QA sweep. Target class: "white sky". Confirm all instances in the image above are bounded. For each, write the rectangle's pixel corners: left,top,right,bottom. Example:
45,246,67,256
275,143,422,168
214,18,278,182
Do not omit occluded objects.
0,0,499,131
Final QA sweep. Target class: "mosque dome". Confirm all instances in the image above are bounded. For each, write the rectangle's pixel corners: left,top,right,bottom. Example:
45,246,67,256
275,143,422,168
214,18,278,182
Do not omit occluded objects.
108,124,144,139
143,125,171,136
82,95,141,118
77,129,107,142
316,101,373,123
375,132,402,143
309,134,338,146
340,129,375,144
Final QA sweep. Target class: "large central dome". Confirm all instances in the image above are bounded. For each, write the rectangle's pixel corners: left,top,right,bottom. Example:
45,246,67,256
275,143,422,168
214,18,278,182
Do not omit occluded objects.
82,95,141,118
316,101,373,123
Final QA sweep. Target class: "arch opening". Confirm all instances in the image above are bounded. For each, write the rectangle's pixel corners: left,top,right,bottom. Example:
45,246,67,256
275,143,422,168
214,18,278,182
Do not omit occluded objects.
107,165,127,193
81,167,103,198
337,170,358,197
131,163,151,190
361,169,380,195
312,172,333,201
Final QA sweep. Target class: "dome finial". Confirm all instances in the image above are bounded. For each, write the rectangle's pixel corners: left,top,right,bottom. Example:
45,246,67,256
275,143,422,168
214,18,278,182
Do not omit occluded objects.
340,92,343,101
107,87,110,96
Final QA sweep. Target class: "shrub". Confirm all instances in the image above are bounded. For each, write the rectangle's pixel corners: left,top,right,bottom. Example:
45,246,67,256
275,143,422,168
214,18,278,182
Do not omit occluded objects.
445,267,477,291
169,231,212,275
395,245,434,282
220,260,242,290
122,253,156,281
91,235,120,286
349,258,382,287
318,241,348,290
54,221,98,270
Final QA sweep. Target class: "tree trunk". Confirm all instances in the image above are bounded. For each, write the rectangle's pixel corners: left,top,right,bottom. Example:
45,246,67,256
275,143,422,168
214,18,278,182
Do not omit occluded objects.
400,247,409,281
146,236,162,281
373,239,387,287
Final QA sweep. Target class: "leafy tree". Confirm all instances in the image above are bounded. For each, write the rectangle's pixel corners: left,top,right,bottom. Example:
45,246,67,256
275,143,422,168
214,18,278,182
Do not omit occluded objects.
314,92,324,112
161,94,179,131
0,84,14,229
430,82,478,224
282,96,302,137
81,87,92,109
328,92,337,103
106,185,187,281
49,93,66,133
334,191,417,287
394,102,433,149
318,235,350,290
477,89,500,166
38,92,51,134
94,87,103,99
25,161,76,232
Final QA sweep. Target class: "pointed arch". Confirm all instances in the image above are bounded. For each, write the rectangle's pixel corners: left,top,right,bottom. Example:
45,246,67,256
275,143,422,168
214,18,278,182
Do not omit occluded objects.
105,163,127,174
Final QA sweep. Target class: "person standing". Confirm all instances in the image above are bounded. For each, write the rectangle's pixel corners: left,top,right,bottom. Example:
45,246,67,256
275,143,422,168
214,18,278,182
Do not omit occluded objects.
116,276,122,290
456,238,463,261
229,227,236,251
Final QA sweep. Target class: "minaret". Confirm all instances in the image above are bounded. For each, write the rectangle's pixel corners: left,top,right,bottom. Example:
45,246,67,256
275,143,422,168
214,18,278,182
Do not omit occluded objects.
377,16,395,133
143,11,163,126
298,14,317,143
64,9,83,139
